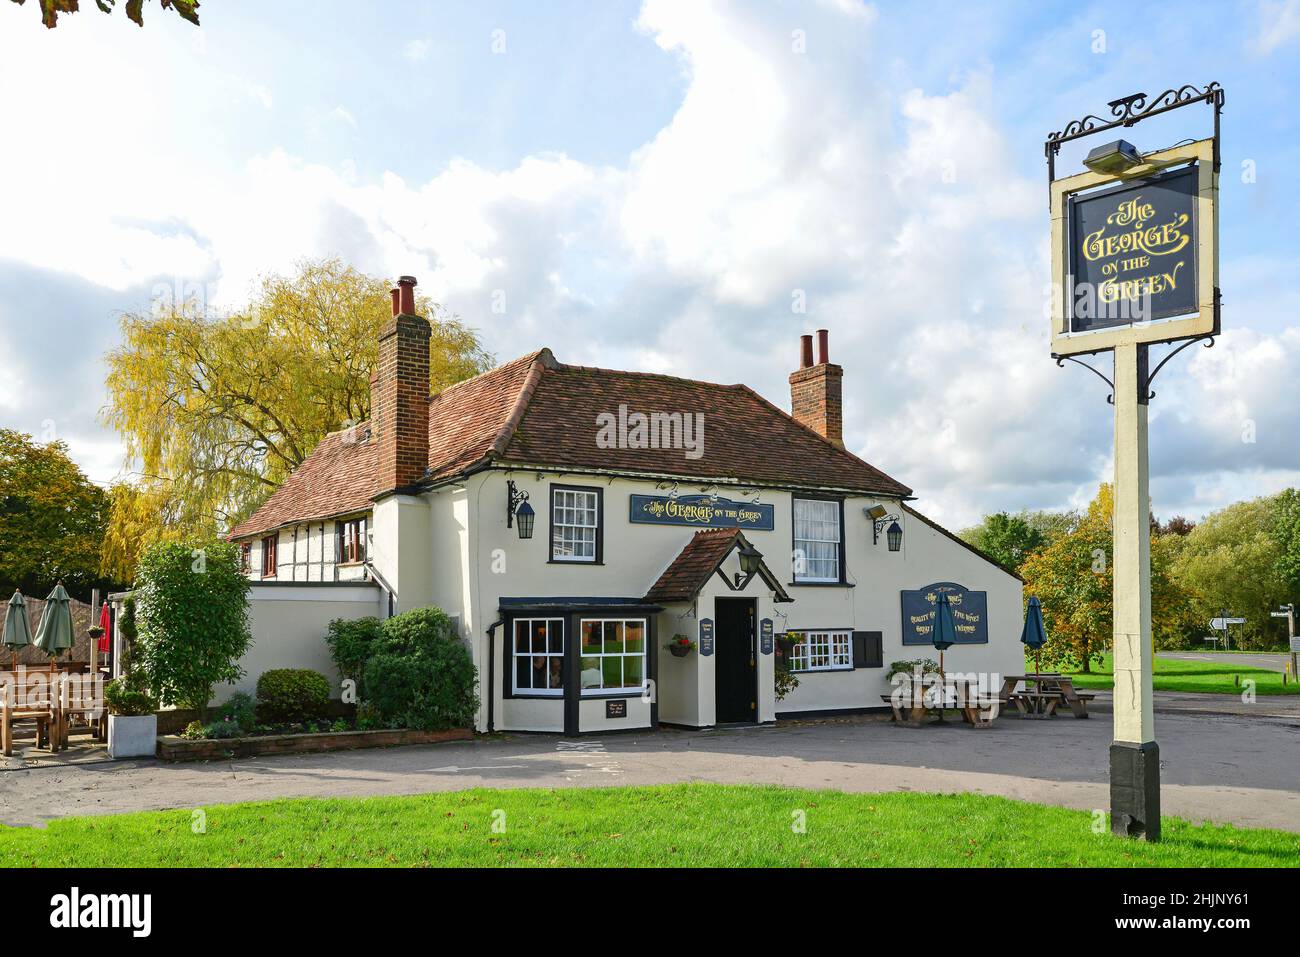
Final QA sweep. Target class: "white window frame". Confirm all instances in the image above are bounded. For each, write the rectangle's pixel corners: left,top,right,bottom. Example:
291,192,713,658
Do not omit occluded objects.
551,487,600,563
512,617,566,697
793,498,842,583
578,617,647,696
788,629,852,672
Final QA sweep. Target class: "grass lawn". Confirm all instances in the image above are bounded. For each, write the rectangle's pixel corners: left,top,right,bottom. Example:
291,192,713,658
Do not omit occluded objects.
2,784,1296,867
1060,653,1299,696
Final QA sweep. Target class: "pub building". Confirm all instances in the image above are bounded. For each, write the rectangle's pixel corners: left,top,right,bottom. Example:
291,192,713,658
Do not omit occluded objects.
230,276,1023,734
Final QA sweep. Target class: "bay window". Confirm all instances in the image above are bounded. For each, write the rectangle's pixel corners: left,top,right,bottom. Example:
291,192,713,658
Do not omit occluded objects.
579,618,646,695
793,497,842,583
513,618,565,696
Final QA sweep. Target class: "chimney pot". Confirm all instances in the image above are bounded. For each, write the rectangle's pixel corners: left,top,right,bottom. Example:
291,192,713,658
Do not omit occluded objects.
799,334,814,369
390,288,401,317
816,329,829,365
397,275,417,316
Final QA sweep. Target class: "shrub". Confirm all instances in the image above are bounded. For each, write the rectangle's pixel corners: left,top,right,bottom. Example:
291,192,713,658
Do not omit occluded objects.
212,692,255,733
105,677,156,716
324,616,383,693
181,720,205,740
886,658,940,680
202,718,245,739
360,606,478,731
135,540,251,713
256,669,330,724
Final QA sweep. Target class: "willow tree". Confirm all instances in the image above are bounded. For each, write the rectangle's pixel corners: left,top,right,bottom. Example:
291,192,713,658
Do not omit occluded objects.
101,259,493,581
10,0,199,29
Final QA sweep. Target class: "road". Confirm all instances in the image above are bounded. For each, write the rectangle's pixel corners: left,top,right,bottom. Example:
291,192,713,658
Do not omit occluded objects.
3,704,1297,833
1158,651,1293,672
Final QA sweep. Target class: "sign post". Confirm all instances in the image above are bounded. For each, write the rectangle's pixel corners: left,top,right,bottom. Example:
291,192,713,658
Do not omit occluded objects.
1045,84,1224,842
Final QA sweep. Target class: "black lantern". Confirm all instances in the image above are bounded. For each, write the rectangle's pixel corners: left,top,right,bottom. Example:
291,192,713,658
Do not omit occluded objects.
731,541,763,589
506,480,534,539
515,499,535,540
886,520,903,552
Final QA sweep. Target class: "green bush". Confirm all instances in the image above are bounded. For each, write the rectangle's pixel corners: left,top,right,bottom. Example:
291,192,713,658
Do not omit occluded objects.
324,616,383,693
104,677,156,716
211,692,255,733
360,606,478,731
255,669,330,724
135,540,251,713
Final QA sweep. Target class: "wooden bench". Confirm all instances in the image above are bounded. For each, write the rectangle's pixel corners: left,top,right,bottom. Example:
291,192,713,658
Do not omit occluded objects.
59,671,105,748
1,671,61,756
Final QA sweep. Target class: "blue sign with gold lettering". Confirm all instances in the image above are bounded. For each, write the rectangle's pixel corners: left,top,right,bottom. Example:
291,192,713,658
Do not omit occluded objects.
699,618,714,657
901,582,988,645
760,618,773,656
629,494,774,530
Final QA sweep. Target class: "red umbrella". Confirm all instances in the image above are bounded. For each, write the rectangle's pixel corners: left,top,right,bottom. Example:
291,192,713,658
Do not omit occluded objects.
97,601,111,654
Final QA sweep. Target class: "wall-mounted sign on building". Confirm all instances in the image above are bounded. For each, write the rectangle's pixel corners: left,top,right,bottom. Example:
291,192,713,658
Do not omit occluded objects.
901,581,988,646
629,494,775,530
760,618,774,656
698,618,714,657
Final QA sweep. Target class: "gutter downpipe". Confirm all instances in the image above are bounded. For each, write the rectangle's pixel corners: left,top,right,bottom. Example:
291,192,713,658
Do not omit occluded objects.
485,618,503,732
363,561,397,618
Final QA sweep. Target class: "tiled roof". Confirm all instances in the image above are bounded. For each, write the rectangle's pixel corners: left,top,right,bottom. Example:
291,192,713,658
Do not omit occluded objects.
643,529,743,603
230,348,912,539
229,426,378,539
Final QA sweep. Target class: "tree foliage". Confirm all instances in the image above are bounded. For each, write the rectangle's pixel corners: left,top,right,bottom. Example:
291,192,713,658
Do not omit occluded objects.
134,539,250,712
10,0,198,29
1272,488,1300,604
0,429,112,599
1170,494,1290,649
959,512,1045,572
102,258,494,579
1019,485,1196,671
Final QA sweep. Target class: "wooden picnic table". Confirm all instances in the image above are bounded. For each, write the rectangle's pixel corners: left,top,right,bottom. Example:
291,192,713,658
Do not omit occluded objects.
881,676,999,728
999,674,1096,718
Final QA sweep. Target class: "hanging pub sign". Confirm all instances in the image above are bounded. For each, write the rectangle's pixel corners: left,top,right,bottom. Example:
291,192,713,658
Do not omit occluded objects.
1069,166,1198,331
759,618,774,656
698,618,714,656
1050,137,1218,357
901,582,988,646
629,494,775,531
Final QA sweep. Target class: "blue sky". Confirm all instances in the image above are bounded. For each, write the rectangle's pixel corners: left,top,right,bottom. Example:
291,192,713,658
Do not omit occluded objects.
1,0,1298,528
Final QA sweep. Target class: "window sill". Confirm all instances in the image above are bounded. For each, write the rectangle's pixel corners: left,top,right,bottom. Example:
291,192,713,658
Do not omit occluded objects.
509,693,564,700
580,690,645,699
787,581,854,588
337,561,366,569
548,559,604,566
788,667,854,675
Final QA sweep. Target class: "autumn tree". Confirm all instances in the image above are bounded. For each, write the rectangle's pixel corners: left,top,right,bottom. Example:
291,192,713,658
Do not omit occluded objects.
0,429,112,600
1019,485,1195,671
101,259,494,581
8,0,198,29
1273,488,1300,606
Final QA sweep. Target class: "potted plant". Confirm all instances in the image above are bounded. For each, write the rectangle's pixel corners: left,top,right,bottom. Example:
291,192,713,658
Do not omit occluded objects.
105,676,158,759
664,634,696,658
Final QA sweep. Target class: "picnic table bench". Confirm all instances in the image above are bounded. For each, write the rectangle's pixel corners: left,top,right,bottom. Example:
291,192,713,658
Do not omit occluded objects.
999,674,1095,718
881,676,999,728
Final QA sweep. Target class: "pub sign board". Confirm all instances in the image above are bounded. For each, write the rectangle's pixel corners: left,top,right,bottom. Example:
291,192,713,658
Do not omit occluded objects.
698,618,715,657
760,618,774,656
901,582,989,646
1050,138,1218,357
629,494,775,531
1069,166,1197,331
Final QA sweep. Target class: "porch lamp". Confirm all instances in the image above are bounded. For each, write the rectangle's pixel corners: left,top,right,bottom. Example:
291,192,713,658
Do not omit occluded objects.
506,480,535,540
886,520,903,552
734,541,763,589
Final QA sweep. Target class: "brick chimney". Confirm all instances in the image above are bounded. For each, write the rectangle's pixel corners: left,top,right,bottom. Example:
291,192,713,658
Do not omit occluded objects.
789,329,843,447
372,275,431,493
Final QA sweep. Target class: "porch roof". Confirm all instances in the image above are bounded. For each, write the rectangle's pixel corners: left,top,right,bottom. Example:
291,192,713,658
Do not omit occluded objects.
643,528,792,604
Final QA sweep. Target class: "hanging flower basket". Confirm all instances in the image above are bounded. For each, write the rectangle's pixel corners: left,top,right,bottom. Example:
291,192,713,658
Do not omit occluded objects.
664,634,696,658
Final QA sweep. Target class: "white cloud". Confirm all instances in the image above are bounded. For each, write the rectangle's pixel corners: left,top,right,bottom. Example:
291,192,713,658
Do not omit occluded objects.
1256,0,1300,54
403,38,430,61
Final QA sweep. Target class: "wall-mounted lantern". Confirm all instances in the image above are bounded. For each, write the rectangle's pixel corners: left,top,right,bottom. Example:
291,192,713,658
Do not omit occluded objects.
865,504,902,552
507,480,534,540
735,541,763,588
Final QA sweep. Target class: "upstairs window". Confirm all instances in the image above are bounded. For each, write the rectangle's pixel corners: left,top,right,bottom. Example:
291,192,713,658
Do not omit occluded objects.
551,485,602,563
337,517,367,564
239,542,251,574
793,497,842,583
261,535,278,577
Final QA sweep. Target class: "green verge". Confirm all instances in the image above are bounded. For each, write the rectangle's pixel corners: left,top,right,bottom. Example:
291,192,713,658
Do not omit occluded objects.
1058,654,1299,696
2,784,1296,868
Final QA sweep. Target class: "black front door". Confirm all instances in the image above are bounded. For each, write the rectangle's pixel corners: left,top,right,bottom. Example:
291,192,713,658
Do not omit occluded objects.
714,598,757,724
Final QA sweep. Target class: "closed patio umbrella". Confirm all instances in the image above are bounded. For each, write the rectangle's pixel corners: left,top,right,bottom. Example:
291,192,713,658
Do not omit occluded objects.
1021,595,1048,679
97,601,111,654
930,592,958,720
3,590,33,670
33,583,75,668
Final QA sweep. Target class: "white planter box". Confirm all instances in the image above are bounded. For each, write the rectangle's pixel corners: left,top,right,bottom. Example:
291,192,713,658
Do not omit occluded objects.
107,714,158,759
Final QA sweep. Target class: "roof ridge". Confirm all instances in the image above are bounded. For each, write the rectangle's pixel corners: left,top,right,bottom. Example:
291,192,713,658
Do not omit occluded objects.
733,383,912,497
551,360,746,391
486,351,550,459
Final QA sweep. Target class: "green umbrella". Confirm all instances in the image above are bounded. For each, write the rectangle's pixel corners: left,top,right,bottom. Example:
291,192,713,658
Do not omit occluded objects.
33,582,75,665
1020,595,1048,679
930,591,959,720
4,590,33,669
